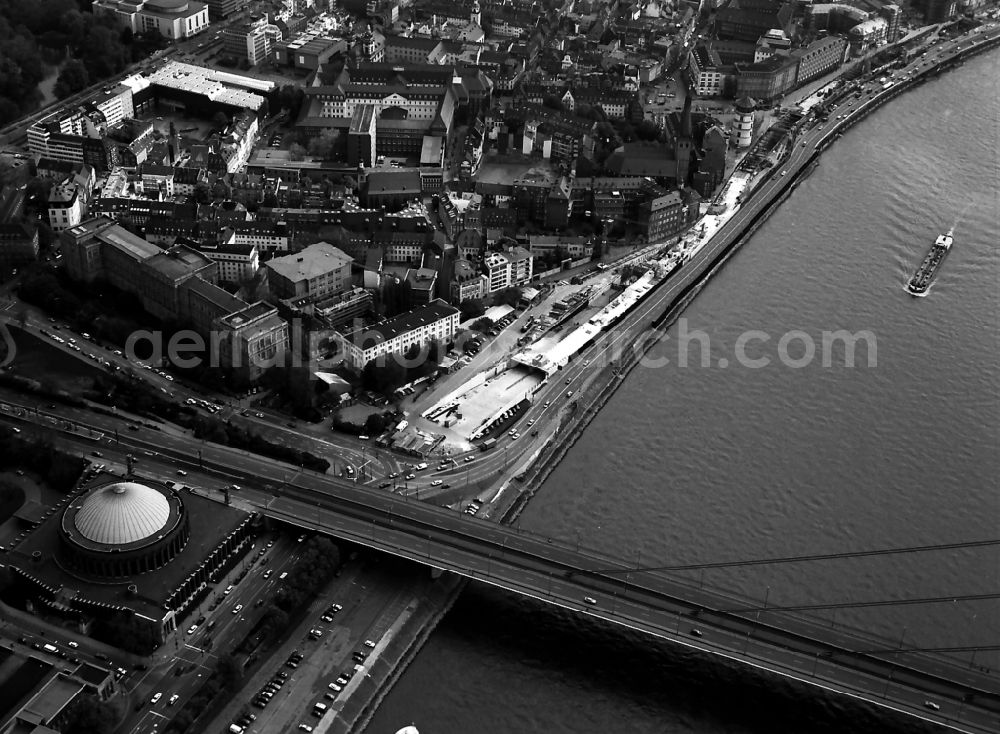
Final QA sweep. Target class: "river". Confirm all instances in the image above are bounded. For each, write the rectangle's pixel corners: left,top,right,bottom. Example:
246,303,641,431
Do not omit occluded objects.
366,50,1000,734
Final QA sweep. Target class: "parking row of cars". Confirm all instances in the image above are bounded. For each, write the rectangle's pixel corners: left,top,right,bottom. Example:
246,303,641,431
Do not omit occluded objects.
485,311,517,337
229,711,257,733
251,668,289,710
320,601,343,623
315,643,372,710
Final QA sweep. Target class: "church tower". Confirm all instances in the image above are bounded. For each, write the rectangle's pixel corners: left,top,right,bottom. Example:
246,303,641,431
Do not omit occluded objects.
471,0,482,26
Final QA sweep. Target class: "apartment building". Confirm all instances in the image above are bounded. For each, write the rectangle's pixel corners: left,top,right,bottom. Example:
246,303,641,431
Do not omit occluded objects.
450,257,487,302
228,220,290,252
483,245,533,293
334,299,460,371
47,180,87,232
195,240,259,282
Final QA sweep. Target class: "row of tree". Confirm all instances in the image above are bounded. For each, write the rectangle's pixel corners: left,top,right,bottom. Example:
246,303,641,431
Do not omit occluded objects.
61,694,120,734
360,341,443,395
0,425,87,492
164,654,242,734
273,536,341,612
330,409,394,437
91,611,160,655
189,413,330,473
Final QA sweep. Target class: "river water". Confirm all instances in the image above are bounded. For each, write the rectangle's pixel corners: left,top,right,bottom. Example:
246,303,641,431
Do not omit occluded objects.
367,51,1000,734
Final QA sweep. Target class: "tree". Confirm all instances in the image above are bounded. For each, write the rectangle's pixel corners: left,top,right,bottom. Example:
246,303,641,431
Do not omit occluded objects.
471,317,493,332
496,286,523,307
364,412,390,435
216,654,242,690
193,181,212,204
259,605,288,640
307,128,339,159
277,84,305,118
288,143,306,161
635,119,660,141
361,357,407,394
381,277,412,317
459,298,485,320
212,178,231,201
53,58,90,99
212,110,230,131
62,695,117,734
542,94,564,111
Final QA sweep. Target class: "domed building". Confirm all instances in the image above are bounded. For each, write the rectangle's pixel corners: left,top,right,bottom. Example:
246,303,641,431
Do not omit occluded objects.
4,471,254,651
60,480,190,578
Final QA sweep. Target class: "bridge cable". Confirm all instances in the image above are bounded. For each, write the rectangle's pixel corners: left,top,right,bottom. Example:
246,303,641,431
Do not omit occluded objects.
714,591,1000,615
578,538,1000,576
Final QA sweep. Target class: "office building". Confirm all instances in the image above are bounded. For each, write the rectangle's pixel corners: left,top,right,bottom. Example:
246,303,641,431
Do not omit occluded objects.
222,18,281,65
214,301,289,382
265,241,353,301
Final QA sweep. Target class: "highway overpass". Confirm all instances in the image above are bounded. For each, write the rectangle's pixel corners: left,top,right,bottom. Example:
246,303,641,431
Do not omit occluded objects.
3,404,996,734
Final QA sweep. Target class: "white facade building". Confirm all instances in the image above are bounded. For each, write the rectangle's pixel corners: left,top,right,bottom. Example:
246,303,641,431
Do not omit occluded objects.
483,246,533,293
47,181,87,232
92,0,210,40
197,242,259,282
334,299,460,371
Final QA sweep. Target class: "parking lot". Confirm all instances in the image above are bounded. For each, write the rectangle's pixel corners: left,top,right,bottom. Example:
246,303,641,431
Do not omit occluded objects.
425,366,543,441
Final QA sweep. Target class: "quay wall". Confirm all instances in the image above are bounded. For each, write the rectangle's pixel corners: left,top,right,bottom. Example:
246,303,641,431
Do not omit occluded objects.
337,31,1000,732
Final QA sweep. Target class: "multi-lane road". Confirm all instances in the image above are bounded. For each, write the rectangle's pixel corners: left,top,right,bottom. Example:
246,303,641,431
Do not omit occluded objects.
0,304,403,478
4,404,999,733
124,535,302,734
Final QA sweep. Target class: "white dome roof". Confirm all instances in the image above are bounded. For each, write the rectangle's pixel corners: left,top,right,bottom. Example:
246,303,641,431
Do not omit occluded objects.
74,482,171,545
